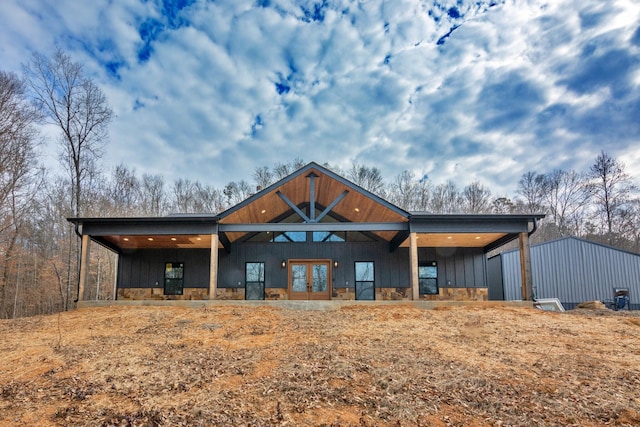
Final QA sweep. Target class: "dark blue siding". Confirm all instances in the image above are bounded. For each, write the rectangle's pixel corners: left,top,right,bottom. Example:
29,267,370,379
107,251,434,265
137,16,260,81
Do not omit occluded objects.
118,249,210,289
117,243,487,291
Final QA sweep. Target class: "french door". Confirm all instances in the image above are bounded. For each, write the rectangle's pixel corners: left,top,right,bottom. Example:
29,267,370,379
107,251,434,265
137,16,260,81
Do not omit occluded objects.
288,260,332,300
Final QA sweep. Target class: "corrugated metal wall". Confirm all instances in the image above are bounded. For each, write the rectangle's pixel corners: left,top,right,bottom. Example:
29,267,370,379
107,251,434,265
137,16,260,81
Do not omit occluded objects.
500,237,640,309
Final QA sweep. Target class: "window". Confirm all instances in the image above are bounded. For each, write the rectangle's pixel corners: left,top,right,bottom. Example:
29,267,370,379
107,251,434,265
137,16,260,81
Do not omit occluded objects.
313,231,346,242
419,262,438,295
272,231,307,242
355,261,375,300
245,262,265,300
164,262,184,295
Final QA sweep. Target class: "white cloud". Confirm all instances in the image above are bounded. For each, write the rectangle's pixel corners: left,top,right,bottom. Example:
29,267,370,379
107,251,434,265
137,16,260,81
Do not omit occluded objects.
0,0,639,196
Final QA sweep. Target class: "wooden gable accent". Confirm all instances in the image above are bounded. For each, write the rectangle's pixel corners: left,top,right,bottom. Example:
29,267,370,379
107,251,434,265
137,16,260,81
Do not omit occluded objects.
218,164,408,243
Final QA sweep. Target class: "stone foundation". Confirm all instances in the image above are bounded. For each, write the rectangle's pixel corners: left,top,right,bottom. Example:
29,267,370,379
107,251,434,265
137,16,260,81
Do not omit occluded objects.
333,288,355,300
376,287,411,301
420,287,488,301
117,287,209,300
265,288,289,300
214,288,245,300
117,286,488,302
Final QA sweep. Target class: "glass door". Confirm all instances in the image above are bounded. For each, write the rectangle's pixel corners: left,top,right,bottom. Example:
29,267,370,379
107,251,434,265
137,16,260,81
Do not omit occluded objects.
288,260,331,300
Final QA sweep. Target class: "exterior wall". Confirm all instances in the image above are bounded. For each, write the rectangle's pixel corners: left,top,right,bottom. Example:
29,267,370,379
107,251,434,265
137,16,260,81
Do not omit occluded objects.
217,241,411,291
417,247,487,289
500,237,640,309
118,248,210,289
115,242,488,301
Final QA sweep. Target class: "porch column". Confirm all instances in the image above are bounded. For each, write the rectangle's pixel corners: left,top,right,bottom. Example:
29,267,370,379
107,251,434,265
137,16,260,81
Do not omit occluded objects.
78,234,91,302
209,233,219,300
409,232,419,300
519,232,533,301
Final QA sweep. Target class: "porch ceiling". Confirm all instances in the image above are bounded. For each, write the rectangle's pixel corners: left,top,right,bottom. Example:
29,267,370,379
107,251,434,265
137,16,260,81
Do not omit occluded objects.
399,232,509,248
100,234,218,250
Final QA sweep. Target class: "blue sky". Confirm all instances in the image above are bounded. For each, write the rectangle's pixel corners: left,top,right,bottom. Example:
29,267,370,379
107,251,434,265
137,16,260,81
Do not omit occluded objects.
0,0,639,196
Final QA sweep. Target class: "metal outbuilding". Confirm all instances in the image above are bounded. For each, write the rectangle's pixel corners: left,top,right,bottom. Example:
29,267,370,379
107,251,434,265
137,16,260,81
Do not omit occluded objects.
488,237,639,310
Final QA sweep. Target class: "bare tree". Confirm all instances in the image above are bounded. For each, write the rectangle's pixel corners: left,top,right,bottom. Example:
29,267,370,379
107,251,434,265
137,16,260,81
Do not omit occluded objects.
347,162,386,196
589,151,637,244
105,164,141,216
223,180,252,206
542,169,592,237
431,180,462,214
171,179,225,213
516,171,547,214
140,173,167,216
23,48,113,218
273,158,305,180
492,197,516,214
191,182,225,213
462,181,492,213
172,178,196,213
0,71,42,318
253,166,272,191
387,170,425,211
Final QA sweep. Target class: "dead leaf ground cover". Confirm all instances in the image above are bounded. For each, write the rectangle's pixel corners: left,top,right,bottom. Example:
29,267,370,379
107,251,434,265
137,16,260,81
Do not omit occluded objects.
1,304,639,426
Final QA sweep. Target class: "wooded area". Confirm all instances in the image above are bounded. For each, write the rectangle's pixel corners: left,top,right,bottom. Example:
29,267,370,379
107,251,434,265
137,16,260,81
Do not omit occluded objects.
1,49,639,318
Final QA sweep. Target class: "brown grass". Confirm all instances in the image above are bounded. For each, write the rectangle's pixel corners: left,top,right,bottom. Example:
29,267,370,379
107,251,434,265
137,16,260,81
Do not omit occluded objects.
1,304,639,426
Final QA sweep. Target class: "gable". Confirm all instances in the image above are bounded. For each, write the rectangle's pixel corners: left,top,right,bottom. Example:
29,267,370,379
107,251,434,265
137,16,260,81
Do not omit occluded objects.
218,162,409,244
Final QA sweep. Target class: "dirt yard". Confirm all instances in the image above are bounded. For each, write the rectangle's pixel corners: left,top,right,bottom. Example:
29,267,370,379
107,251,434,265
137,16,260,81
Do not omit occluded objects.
1,303,639,426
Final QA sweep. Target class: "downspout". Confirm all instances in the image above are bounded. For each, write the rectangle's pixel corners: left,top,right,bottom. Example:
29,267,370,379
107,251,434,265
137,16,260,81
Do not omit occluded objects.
527,217,538,301
73,221,82,303
528,217,538,237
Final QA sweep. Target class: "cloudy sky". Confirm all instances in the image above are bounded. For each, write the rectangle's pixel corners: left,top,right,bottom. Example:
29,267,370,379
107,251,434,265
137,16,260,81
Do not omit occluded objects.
0,0,639,195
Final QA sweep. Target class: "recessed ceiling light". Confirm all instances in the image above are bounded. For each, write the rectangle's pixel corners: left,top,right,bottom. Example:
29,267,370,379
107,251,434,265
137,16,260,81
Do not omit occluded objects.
261,209,267,214
475,236,481,240
123,237,129,241
171,237,177,241
147,237,154,241
447,236,452,239
354,207,360,212
196,237,202,241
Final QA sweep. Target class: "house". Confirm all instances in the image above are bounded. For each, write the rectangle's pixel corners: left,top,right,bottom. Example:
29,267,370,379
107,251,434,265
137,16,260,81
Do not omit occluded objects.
69,162,543,302
488,236,639,309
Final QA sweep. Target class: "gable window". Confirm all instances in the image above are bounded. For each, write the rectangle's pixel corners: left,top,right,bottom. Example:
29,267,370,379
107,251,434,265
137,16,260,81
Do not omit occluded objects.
164,262,184,295
313,231,346,242
355,261,375,300
272,231,306,242
419,262,438,295
245,262,265,300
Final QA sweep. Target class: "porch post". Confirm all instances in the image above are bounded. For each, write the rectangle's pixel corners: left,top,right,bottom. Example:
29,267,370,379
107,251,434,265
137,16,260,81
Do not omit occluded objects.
519,232,533,301
409,232,419,300
209,233,219,300
78,234,91,302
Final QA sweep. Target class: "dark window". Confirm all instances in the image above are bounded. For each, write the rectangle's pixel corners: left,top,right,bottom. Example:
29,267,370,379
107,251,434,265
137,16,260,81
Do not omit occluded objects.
245,262,265,300
164,262,184,295
355,261,375,300
419,262,438,295
272,231,307,242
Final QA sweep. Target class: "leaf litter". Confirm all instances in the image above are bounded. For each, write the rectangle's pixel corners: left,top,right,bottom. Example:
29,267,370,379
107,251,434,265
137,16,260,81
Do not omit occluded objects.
0,304,639,426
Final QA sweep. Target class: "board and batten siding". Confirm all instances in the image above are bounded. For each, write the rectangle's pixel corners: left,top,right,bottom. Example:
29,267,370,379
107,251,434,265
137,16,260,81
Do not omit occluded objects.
118,248,211,289
499,237,640,309
117,242,487,292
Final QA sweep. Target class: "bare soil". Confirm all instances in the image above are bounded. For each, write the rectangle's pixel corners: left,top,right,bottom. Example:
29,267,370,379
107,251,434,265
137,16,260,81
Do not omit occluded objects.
1,304,639,426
